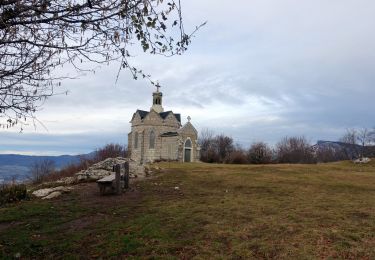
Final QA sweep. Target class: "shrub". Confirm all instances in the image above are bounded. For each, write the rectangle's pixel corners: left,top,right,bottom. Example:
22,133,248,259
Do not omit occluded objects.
248,142,273,164
276,136,316,164
29,159,55,184
228,148,248,164
315,146,347,163
0,183,28,206
199,130,235,163
94,143,128,161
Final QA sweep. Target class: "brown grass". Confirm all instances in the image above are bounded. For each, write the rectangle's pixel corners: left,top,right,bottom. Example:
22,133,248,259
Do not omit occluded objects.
0,160,374,259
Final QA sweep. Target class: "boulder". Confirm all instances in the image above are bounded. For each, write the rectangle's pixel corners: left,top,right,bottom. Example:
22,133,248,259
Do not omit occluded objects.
353,157,371,164
42,191,62,200
32,186,73,198
32,188,54,198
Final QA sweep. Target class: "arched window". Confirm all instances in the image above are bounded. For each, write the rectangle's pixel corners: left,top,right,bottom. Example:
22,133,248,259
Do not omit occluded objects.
149,130,155,149
134,132,139,149
185,139,192,148
184,139,192,162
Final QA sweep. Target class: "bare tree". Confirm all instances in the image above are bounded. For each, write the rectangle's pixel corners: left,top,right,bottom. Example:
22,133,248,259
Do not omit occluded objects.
315,145,347,163
0,1,204,128
247,142,273,164
95,143,128,161
29,159,55,184
227,144,247,164
198,128,215,162
215,134,234,163
339,129,359,159
339,128,375,159
276,136,315,164
356,128,374,158
340,129,357,145
198,130,235,163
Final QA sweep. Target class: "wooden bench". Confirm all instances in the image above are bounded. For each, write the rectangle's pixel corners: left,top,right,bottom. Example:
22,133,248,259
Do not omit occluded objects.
97,174,116,195
97,162,130,195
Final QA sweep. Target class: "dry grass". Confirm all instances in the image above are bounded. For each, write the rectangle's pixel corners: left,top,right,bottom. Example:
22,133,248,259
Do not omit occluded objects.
0,161,374,259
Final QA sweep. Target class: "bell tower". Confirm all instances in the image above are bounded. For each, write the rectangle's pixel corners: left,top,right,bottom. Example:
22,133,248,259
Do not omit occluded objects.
151,85,164,113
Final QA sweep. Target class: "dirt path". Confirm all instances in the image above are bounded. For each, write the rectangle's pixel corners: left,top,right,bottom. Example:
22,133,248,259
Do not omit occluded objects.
60,180,143,208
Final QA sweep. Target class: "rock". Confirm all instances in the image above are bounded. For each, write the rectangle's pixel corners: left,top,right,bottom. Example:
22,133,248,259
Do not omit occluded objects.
75,157,146,181
89,157,130,171
42,191,62,200
55,177,76,185
76,169,113,181
32,186,73,198
353,157,371,164
32,188,54,198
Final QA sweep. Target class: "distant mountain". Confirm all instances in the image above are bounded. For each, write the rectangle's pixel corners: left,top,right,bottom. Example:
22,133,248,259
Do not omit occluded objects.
0,154,82,168
313,140,375,160
0,153,93,183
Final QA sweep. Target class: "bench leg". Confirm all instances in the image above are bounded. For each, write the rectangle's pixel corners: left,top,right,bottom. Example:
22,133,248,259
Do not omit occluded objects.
99,185,105,195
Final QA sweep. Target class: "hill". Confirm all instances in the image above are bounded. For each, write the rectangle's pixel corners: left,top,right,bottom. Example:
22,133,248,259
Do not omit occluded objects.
0,154,89,183
314,140,375,159
0,161,374,258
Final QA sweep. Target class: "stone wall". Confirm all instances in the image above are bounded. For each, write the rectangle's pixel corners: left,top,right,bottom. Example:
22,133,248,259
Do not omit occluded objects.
160,136,179,161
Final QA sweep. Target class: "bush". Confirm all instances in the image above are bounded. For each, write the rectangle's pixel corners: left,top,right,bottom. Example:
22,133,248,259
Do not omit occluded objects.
315,146,347,163
29,159,55,184
248,142,273,164
0,183,28,206
276,136,316,164
228,148,248,164
199,131,235,163
94,143,128,161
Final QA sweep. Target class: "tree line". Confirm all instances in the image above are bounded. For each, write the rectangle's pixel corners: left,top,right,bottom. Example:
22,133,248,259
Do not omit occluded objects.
198,128,375,164
27,127,375,184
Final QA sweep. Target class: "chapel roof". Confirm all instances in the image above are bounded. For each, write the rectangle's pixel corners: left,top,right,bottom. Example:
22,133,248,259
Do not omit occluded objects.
135,110,181,123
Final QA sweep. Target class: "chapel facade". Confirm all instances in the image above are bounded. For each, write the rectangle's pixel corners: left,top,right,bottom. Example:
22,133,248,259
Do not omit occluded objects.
128,88,200,164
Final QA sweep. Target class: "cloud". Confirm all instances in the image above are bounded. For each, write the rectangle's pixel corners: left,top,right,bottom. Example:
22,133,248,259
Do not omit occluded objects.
2,0,375,154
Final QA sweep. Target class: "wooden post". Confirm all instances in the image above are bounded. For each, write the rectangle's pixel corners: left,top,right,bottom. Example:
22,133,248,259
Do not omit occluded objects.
124,162,129,189
114,164,121,194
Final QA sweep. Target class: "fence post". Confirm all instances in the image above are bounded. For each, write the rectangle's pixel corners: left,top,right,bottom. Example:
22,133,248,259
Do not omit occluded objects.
114,164,121,194
124,162,129,189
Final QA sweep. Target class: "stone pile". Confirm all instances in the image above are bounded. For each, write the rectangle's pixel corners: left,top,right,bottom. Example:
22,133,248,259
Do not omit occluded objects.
75,157,145,181
32,157,147,200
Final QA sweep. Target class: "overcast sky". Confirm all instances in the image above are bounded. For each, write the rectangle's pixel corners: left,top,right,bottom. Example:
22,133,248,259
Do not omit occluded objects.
2,0,375,155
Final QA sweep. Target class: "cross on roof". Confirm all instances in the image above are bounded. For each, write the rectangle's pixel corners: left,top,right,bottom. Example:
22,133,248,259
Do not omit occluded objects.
156,83,161,92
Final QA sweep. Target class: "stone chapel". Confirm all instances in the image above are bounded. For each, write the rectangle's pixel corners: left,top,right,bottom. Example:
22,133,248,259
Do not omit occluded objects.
128,88,200,164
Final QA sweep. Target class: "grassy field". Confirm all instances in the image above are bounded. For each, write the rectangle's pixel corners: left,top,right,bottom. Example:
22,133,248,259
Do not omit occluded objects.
0,161,375,259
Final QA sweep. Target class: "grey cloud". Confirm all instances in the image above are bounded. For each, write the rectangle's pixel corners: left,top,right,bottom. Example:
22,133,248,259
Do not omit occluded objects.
2,0,375,154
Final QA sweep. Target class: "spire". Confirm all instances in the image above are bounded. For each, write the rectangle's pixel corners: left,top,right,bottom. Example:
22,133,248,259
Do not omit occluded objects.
151,84,164,113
